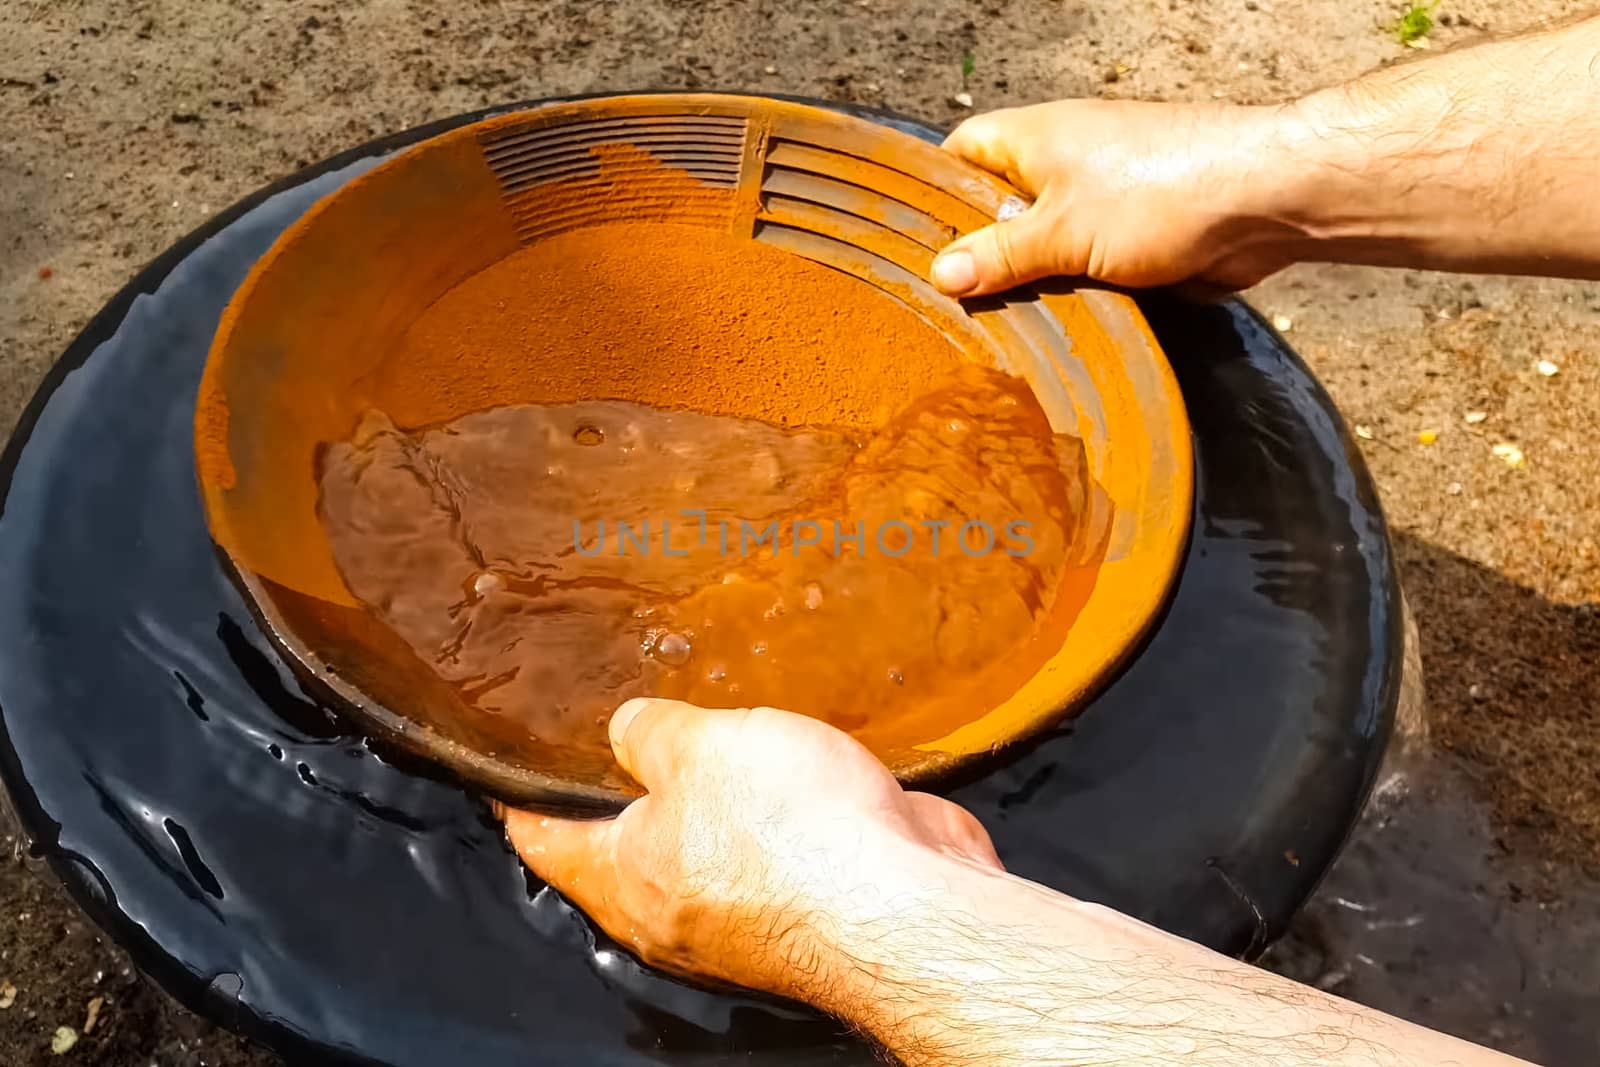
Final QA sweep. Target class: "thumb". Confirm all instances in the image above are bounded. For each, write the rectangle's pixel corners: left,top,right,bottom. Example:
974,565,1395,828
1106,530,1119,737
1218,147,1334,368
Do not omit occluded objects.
930,204,1068,297
500,803,618,911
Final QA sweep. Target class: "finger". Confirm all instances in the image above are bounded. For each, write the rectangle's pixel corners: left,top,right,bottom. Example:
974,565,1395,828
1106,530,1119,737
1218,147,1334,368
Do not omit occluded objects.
502,804,620,909
904,792,1005,871
608,696,742,792
931,204,1069,298
942,109,1022,180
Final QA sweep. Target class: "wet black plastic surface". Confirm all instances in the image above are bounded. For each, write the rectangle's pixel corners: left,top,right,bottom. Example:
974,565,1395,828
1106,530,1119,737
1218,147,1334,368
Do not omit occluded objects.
0,100,1399,1065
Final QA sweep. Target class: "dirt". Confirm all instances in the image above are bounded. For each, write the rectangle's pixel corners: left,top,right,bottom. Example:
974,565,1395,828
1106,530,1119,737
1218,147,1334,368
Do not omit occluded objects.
3,1,1598,1063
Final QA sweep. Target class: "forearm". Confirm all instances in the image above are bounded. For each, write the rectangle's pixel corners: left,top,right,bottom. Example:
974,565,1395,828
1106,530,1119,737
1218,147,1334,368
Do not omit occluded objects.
1262,15,1600,277
798,843,1532,1067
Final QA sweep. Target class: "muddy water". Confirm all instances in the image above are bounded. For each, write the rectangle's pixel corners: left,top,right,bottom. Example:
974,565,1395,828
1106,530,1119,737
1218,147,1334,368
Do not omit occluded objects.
319,364,1104,757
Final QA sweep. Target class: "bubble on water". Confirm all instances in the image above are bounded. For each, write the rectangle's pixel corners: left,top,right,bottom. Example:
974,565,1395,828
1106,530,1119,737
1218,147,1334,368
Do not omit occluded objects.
887,668,904,686
632,605,657,619
545,464,565,478
473,572,503,597
803,582,824,610
763,599,786,619
707,665,727,683
573,423,605,446
945,418,969,435
751,641,768,656
652,631,692,667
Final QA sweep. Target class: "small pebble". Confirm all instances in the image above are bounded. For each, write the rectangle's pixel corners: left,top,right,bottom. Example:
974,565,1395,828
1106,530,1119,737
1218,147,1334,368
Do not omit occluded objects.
952,91,974,108
1464,411,1488,425
1417,429,1439,446
37,266,53,280
1491,443,1526,468
51,1026,78,1055
1354,425,1374,440
764,64,777,75
1536,359,1560,377
473,572,502,597
803,582,824,610
0,980,16,1009
1446,481,1464,496
83,996,103,1034
1272,314,1293,332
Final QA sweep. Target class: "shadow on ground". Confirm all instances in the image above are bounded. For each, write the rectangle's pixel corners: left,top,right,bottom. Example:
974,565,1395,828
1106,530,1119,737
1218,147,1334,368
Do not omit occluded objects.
1393,534,1600,871
1264,532,1600,1067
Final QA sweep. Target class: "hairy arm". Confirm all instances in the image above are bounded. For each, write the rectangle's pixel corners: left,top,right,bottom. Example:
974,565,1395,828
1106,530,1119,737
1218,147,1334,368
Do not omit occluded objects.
1273,15,1600,279
798,842,1525,1066
932,15,1600,296
502,700,1536,1067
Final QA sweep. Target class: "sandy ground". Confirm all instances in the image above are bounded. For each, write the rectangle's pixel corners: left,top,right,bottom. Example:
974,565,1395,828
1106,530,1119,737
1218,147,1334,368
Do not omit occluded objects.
3,1,1599,1063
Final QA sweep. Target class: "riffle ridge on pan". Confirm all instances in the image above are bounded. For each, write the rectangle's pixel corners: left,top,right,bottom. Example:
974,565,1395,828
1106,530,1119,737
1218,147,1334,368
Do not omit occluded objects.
751,136,1088,438
477,113,748,240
